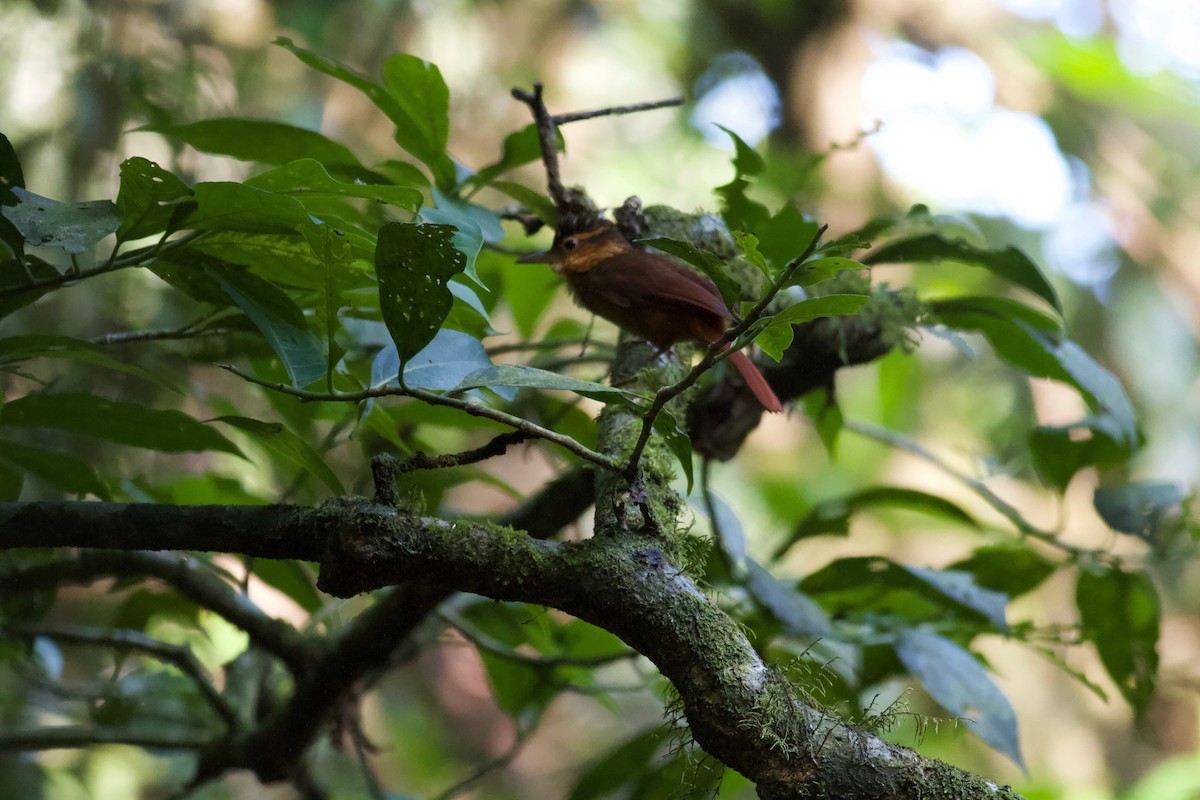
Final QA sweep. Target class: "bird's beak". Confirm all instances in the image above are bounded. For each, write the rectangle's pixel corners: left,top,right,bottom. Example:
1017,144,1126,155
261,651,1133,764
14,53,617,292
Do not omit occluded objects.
516,250,554,264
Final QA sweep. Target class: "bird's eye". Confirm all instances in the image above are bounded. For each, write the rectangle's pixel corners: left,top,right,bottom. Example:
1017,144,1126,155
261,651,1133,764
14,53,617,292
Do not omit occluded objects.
563,238,578,251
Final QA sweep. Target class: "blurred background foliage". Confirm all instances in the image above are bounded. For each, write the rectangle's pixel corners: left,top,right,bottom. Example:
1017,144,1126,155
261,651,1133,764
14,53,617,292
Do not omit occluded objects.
2,0,1200,798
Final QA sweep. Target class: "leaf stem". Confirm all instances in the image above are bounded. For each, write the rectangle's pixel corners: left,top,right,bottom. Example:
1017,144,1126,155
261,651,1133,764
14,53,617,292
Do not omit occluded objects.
217,364,622,472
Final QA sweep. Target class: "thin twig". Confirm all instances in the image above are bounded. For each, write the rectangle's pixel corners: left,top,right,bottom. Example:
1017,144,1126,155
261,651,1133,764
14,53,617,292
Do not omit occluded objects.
432,723,537,800
551,96,684,125
842,420,1095,559
511,83,569,209
0,231,204,301
217,363,622,472
0,726,213,751
93,326,231,345
623,226,828,477
5,622,238,728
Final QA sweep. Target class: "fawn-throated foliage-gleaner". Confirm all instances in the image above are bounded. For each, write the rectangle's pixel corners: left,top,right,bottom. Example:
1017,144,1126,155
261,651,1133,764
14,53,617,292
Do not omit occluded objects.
518,215,784,413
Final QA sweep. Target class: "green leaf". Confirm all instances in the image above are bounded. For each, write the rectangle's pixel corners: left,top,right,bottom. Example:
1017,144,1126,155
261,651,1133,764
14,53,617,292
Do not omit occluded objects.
0,393,241,455
301,224,352,384
208,264,327,389
756,294,870,361
246,158,422,212
788,257,869,288
0,461,20,501
901,565,1008,632
1094,483,1182,543
185,182,312,234
381,53,456,190
372,328,496,393
895,629,1025,769
1077,566,1160,716
375,221,467,363
1029,414,1133,491
115,158,194,240
867,233,1061,315
949,544,1057,598
717,124,765,176
567,727,663,800
652,409,693,492
745,558,832,636
783,486,977,551
800,557,1006,631
0,256,59,321
0,132,25,205
505,260,560,337
636,236,741,308
418,203,487,287
757,207,820,271
0,440,109,499
251,561,323,614
0,334,180,392
932,296,1137,446
215,416,345,495
468,124,548,187
488,180,558,226
2,188,119,254
801,388,841,456
147,119,365,170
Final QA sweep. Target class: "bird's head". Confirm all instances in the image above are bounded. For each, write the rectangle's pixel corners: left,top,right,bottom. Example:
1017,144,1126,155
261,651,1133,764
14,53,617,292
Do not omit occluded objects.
517,212,632,275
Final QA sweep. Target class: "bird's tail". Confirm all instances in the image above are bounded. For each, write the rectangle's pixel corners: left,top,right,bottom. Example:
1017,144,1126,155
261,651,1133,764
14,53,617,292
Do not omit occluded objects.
726,349,784,413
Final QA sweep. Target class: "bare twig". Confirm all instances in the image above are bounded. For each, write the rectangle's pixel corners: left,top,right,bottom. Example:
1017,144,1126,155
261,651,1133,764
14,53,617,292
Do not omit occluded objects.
432,722,537,800
842,420,1099,560
5,622,238,728
0,726,213,751
551,96,683,126
218,363,622,472
511,83,569,210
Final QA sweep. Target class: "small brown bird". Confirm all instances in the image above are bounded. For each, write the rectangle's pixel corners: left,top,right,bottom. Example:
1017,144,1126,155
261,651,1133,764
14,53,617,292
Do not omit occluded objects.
518,214,784,413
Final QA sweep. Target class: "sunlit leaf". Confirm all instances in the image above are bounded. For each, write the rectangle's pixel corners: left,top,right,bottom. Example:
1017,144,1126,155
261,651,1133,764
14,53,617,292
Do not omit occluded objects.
756,294,869,361
216,415,345,495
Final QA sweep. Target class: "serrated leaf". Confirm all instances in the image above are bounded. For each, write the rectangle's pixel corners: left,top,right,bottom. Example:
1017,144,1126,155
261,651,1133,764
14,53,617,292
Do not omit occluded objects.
216,415,344,495
208,264,326,389
756,294,869,361
0,440,109,498
0,393,241,456
375,221,466,363
867,233,1061,314
1077,566,1159,716
1094,483,1182,543
115,158,194,240
895,628,1025,769
2,188,118,254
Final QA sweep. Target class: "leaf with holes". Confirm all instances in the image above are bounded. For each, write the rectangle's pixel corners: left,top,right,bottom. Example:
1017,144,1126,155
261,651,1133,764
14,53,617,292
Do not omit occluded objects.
375,222,466,364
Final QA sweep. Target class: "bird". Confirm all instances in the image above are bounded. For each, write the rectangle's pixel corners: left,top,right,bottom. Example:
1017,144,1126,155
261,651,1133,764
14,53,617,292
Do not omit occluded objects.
517,213,784,413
